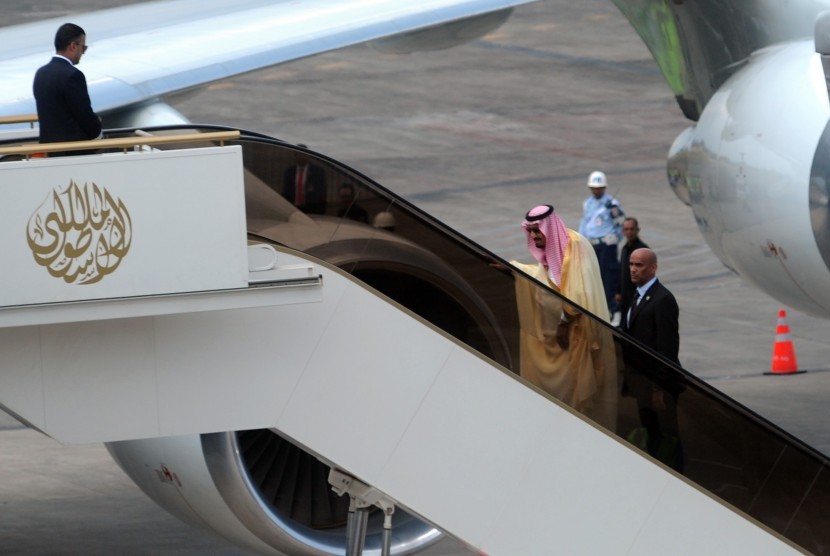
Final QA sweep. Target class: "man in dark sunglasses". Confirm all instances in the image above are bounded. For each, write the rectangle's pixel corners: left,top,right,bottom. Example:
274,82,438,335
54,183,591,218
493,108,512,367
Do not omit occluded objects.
33,22,102,155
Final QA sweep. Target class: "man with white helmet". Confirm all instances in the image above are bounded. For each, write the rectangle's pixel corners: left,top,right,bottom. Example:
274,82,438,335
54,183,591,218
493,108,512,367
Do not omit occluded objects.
578,170,625,324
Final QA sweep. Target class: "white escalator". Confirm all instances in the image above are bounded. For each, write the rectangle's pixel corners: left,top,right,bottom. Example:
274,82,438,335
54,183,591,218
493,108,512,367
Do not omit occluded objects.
1,244,799,555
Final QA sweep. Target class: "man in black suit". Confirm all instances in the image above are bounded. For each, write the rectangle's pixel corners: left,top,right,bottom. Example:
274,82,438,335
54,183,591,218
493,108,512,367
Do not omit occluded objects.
33,23,102,155
282,149,328,214
622,247,683,471
623,247,679,364
615,217,649,325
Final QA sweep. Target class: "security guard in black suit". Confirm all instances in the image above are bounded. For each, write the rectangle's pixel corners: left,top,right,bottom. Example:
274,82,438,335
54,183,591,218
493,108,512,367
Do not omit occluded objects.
33,23,102,155
622,247,683,471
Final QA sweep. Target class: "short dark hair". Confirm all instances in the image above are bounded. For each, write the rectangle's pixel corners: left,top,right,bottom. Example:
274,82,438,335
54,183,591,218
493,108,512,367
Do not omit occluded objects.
54,23,85,51
624,216,639,228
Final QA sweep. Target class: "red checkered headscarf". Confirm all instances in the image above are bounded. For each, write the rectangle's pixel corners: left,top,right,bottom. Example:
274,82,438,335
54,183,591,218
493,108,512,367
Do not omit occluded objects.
522,204,570,286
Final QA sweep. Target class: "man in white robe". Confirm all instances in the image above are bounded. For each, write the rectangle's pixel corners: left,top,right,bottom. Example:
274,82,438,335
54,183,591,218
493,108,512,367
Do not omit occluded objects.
510,205,618,431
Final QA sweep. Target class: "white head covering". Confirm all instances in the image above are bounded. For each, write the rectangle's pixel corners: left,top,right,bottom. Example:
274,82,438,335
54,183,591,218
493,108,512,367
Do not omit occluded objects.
522,204,570,286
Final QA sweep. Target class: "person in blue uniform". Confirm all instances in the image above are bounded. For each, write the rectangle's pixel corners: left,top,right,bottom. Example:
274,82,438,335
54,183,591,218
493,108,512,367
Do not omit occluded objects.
578,170,624,321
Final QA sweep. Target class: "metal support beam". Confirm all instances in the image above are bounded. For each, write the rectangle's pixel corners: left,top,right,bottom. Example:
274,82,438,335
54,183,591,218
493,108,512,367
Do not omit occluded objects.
330,468,397,556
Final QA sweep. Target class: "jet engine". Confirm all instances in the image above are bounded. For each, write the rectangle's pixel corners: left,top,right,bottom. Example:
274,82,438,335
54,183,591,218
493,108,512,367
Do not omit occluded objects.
667,39,830,317
107,430,441,555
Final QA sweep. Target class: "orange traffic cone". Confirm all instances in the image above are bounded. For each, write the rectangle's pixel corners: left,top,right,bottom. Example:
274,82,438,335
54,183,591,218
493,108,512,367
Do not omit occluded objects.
765,309,804,375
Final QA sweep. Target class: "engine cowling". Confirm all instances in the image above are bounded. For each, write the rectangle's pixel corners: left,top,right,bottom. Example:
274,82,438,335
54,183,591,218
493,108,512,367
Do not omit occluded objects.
667,39,830,317
107,429,441,555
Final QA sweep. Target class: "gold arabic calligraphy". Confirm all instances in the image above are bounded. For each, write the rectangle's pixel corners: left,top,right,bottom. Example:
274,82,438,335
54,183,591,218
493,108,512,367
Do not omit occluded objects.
26,180,132,284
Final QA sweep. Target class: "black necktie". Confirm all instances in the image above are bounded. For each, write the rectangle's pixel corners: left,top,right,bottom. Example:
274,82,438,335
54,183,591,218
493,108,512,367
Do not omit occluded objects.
628,290,640,326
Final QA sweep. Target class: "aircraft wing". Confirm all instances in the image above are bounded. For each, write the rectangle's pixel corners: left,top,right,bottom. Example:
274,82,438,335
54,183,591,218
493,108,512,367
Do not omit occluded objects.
0,0,535,119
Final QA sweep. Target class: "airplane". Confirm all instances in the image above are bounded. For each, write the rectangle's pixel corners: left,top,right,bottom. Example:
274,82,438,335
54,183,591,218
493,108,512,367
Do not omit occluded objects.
2,1,830,555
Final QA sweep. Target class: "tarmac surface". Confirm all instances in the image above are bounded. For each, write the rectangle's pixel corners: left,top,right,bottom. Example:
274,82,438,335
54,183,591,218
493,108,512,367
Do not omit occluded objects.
3,1,830,554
